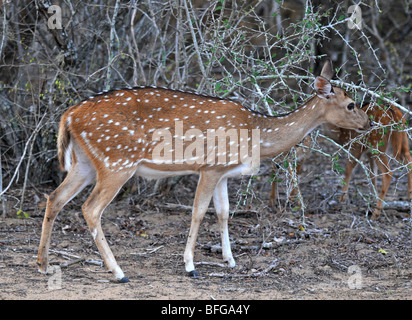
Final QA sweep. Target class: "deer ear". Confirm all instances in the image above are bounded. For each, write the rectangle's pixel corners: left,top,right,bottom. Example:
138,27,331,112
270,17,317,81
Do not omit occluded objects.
314,76,334,99
320,58,334,80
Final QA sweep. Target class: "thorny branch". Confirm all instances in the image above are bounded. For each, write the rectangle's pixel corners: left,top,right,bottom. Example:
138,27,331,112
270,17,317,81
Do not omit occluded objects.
0,1,411,216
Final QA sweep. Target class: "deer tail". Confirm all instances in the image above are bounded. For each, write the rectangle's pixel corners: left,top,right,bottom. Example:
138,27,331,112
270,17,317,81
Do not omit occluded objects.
57,114,72,172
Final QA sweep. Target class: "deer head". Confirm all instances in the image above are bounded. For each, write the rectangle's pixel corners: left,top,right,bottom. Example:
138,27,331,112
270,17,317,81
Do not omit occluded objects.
314,59,371,132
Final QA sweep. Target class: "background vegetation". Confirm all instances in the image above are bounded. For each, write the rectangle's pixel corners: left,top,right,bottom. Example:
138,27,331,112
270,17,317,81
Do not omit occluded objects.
1,0,412,215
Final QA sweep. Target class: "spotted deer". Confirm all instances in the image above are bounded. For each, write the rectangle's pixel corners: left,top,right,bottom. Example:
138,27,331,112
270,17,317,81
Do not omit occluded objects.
329,103,412,219
37,60,371,282
270,103,412,220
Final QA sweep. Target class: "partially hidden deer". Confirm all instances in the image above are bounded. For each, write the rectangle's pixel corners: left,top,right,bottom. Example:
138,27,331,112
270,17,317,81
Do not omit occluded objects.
270,103,412,220
37,59,370,282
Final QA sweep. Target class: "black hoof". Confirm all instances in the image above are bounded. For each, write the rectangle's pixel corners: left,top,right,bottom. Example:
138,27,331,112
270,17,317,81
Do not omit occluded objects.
119,276,130,283
188,270,200,278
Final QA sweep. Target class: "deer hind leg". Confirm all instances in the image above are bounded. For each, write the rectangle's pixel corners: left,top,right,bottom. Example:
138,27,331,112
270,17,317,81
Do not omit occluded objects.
400,145,412,204
405,163,412,203
405,161,412,219
213,178,235,269
81,171,134,283
371,154,393,220
184,171,220,277
37,160,95,274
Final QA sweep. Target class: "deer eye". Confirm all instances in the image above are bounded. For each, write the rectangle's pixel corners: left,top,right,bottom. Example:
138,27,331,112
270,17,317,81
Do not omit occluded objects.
347,102,355,111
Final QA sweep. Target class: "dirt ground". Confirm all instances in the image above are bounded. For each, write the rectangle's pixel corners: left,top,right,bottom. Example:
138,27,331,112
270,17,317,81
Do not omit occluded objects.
0,148,411,301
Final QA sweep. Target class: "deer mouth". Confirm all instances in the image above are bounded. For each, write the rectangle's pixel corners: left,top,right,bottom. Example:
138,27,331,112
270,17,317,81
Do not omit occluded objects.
355,120,374,132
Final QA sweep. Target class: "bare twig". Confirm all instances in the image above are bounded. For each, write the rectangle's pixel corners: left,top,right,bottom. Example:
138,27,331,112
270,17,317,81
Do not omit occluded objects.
182,0,207,83
130,1,147,85
105,0,121,90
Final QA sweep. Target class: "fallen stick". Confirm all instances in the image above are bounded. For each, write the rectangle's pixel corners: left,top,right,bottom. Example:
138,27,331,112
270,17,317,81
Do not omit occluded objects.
130,245,164,255
0,238,19,243
208,259,279,278
158,203,257,214
60,258,85,268
195,261,227,268
50,250,103,267
49,249,81,260
85,259,104,267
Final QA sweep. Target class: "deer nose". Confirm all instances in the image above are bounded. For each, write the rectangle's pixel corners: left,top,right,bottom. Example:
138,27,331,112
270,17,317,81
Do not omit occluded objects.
369,120,375,128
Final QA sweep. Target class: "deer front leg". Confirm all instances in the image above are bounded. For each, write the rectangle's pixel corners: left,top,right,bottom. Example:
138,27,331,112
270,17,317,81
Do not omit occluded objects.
340,147,363,203
339,160,356,202
184,172,220,277
371,154,393,220
213,178,235,269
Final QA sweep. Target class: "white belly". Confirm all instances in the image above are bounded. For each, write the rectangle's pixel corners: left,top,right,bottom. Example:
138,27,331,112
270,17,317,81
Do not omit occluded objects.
134,164,197,180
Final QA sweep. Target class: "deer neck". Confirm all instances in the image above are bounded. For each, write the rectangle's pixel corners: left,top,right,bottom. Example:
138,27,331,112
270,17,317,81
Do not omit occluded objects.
255,96,325,159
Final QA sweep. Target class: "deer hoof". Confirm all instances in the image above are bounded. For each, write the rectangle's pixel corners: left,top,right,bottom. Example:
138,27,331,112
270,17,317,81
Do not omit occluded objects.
188,270,200,278
118,276,130,283
370,207,383,220
339,193,347,202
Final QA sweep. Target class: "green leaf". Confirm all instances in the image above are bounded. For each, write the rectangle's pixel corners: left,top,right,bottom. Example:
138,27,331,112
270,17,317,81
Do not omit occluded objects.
378,248,387,255
265,97,274,104
16,210,29,219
